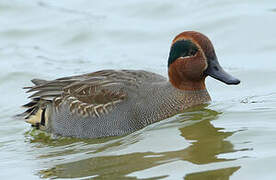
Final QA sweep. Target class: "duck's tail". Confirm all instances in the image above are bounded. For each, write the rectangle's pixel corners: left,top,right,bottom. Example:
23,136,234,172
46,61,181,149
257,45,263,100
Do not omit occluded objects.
18,79,50,129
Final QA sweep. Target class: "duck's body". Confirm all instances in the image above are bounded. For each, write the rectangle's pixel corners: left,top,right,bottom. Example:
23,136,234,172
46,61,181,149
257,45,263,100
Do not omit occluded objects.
24,70,210,138
21,31,240,138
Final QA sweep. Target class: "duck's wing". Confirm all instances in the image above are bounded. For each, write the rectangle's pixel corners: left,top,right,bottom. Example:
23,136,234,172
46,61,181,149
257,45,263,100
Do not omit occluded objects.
21,70,166,124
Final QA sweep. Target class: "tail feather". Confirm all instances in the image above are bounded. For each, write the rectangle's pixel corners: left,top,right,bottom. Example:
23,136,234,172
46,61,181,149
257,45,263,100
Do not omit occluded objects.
20,98,49,128
22,101,37,108
19,77,60,129
31,79,48,86
20,78,50,127
28,90,62,99
24,106,39,120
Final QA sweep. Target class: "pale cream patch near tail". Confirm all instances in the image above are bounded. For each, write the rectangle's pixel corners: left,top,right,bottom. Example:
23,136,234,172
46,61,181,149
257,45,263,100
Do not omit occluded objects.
24,104,50,130
25,109,43,125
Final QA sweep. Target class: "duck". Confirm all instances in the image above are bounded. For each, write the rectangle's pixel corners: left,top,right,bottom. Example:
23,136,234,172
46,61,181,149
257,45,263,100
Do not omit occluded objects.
20,31,240,138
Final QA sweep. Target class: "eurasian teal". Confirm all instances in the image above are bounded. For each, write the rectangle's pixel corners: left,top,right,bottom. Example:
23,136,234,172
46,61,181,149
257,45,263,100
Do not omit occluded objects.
21,31,240,138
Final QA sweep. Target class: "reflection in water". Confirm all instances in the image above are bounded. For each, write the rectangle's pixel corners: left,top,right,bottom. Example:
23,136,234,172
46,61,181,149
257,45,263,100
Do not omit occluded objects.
179,106,236,164
185,166,240,180
36,106,242,179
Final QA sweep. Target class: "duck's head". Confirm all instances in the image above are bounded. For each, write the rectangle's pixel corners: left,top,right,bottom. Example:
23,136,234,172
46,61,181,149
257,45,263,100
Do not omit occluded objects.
168,31,240,91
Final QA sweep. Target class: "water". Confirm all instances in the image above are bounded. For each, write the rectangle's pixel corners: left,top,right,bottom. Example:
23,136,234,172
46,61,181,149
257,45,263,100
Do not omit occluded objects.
1,0,276,179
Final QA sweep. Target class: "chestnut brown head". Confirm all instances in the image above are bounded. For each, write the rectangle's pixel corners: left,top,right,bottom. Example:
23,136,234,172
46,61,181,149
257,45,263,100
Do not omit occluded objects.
168,31,240,91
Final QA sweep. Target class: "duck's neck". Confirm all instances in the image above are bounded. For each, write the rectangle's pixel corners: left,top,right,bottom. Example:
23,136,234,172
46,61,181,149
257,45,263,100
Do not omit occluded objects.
164,81,211,111
170,79,206,91
168,66,206,91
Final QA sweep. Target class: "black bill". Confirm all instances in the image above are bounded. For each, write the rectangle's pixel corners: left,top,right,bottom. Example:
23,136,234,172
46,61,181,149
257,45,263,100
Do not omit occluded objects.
204,58,240,85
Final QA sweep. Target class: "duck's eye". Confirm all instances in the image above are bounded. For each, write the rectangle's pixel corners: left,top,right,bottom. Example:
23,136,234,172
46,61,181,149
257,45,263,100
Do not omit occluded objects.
180,47,198,58
187,48,197,57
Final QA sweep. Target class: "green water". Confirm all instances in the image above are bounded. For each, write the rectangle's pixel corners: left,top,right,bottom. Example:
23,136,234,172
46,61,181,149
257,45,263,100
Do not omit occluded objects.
1,0,276,179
